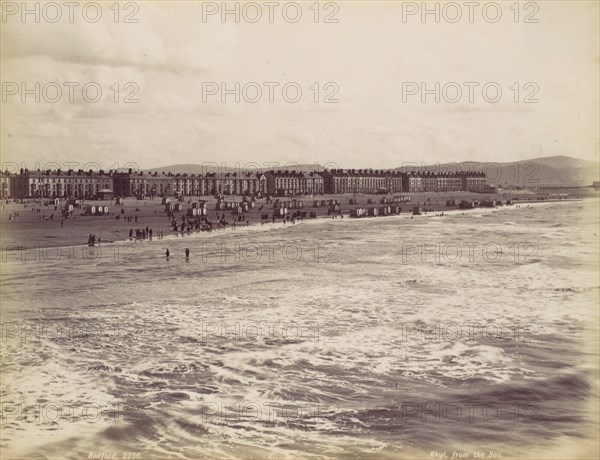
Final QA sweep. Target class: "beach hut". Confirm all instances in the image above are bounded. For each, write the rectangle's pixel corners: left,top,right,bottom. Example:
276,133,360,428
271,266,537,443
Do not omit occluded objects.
115,197,124,205
459,200,474,209
165,204,173,212
175,203,183,211
446,199,456,207
161,197,171,205
412,206,421,215
480,200,495,208
276,208,288,217
367,207,379,217
313,200,320,207
350,208,365,218
187,208,197,217
349,198,358,205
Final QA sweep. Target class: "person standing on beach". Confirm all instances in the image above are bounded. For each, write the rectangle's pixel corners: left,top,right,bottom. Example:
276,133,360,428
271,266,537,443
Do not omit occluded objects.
185,248,190,259
166,249,170,258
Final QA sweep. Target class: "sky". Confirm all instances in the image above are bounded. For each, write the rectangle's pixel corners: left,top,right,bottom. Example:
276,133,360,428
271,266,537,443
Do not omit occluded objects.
1,0,599,172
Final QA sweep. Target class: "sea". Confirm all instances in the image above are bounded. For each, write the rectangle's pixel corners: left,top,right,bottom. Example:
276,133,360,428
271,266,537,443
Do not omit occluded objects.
1,200,598,459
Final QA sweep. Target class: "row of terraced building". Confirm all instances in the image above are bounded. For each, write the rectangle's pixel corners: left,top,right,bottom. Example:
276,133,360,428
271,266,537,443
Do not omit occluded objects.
0,169,487,199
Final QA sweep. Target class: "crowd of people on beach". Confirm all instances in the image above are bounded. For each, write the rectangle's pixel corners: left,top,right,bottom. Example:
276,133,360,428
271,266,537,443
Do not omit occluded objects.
128,227,162,240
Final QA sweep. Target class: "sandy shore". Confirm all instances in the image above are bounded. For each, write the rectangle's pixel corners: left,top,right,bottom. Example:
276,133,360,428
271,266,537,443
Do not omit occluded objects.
0,189,595,249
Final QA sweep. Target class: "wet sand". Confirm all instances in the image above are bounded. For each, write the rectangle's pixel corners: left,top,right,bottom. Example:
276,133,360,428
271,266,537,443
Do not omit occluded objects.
0,189,594,248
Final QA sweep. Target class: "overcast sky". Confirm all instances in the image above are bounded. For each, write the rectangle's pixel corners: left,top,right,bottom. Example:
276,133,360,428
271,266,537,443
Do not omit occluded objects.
1,1,598,171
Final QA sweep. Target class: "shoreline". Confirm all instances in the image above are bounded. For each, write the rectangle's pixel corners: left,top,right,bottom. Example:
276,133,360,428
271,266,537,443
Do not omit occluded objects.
0,196,591,253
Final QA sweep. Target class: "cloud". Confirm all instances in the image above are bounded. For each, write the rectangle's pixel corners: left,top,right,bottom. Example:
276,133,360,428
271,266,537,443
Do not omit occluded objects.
1,2,598,169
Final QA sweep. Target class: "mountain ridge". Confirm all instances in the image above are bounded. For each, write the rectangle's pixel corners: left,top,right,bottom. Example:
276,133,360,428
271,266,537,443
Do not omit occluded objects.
146,156,599,187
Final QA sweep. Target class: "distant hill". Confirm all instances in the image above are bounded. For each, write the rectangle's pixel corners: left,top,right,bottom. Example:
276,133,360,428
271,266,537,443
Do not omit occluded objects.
148,156,599,187
393,156,599,187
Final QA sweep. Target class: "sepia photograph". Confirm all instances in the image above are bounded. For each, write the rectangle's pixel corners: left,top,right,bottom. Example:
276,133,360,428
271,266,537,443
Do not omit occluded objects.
1,1,599,459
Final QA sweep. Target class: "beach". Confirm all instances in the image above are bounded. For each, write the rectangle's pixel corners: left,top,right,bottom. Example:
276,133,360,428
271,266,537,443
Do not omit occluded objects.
1,188,595,249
